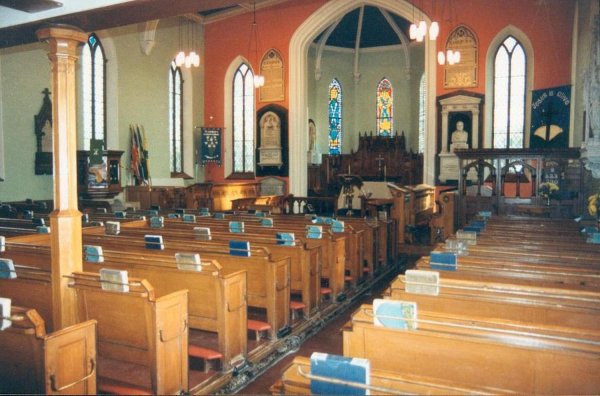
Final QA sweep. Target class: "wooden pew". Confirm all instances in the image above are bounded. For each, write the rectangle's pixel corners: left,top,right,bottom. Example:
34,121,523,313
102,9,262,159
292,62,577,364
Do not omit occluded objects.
385,274,600,331
415,256,600,292
80,233,291,339
112,223,321,318
68,272,189,395
0,306,96,394
1,239,247,373
270,356,515,395
152,217,347,301
343,304,600,394
0,243,54,331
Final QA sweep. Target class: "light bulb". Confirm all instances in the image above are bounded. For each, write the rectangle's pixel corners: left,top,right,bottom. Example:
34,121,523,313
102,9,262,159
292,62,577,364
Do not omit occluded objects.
418,21,427,37
429,22,439,40
409,24,417,40
447,50,455,65
437,51,446,65
453,51,461,63
416,32,424,43
193,54,200,67
175,51,185,67
259,75,265,86
185,54,193,68
254,75,261,88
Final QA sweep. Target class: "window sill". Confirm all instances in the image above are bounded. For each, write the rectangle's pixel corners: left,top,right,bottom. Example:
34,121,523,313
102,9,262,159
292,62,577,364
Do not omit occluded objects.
226,173,255,180
171,172,193,180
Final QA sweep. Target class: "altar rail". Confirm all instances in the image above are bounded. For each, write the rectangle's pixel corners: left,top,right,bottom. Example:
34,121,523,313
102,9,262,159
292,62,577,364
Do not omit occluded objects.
455,148,585,225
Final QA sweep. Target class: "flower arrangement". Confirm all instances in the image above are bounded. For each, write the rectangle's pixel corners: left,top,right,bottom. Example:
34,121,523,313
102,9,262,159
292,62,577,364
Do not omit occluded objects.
588,193,599,217
540,182,559,198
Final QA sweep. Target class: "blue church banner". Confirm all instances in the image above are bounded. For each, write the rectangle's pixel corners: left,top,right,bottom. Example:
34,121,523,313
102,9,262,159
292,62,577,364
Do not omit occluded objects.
530,85,571,149
201,127,222,165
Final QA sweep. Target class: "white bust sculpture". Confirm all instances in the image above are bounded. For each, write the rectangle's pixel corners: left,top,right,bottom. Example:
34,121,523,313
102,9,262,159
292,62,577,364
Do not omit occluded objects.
450,121,469,152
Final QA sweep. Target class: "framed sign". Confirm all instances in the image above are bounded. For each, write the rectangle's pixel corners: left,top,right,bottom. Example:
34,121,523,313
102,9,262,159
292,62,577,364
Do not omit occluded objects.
530,85,571,149
259,48,285,102
444,25,478,89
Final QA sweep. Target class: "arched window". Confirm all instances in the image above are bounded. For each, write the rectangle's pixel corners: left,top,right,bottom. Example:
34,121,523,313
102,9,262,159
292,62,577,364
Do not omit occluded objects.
232,63,255,173
168,61,183,174
328,78,342,155
82,33,106,150
418,73,426,153
376,78,393,137
493,36,526,149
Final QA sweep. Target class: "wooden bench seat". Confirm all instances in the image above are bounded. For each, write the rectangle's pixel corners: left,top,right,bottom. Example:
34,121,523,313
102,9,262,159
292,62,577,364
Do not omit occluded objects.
112,223,321,318
270,356,515,395
156,217,348,301
80,233,291,340
343,304,600,394
68,272,189,394
385,274,600,331
0,306,96,394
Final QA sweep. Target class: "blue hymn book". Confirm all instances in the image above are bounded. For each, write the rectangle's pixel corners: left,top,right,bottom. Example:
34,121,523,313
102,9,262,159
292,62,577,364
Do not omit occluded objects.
310,352,370,395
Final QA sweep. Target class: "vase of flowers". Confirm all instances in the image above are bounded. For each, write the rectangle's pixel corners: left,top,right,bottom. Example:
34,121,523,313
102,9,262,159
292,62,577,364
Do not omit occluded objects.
540,182,559,206
589,193,600,225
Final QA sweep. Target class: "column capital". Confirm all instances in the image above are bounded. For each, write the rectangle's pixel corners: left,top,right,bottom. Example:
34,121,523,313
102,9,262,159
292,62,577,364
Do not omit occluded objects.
36,25,88,56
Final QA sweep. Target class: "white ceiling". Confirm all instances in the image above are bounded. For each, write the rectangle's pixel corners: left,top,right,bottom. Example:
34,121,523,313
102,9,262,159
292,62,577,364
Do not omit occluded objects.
0,0,136,29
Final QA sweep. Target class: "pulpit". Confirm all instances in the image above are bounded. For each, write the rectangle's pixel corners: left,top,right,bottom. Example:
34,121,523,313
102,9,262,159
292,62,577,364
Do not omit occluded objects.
77,150,124,200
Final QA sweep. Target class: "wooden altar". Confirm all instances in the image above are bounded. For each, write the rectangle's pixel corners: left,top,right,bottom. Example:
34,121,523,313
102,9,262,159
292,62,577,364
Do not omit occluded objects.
455,148,586,225
308,132,423,196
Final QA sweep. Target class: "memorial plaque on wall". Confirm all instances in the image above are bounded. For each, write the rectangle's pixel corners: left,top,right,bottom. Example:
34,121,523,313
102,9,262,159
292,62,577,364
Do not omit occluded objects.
444,25,478,89
259,48,284,102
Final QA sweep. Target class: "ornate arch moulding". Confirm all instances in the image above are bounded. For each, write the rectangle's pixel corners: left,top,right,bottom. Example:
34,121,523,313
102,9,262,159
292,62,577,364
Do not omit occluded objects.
289,0,436,195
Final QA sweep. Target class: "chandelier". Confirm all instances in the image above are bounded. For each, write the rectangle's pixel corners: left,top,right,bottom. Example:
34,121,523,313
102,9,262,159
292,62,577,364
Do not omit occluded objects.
175,17,200,68
248,2,265,88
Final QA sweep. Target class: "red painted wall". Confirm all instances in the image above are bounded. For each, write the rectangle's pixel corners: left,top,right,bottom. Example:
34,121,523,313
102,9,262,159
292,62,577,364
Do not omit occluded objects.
203,0,575,183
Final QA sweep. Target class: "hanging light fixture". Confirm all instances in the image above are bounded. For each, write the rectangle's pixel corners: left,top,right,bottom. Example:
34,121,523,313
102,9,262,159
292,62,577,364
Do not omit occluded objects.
437,0,461,66
409,0,439,42
175,17,200,68
248,2,264,88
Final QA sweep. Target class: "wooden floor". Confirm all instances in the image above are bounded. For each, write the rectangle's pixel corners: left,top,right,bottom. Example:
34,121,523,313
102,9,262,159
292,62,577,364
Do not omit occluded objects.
237,255,420,394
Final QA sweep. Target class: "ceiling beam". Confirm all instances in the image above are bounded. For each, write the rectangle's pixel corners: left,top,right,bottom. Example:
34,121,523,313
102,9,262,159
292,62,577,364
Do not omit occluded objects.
0,0,251,48
353,6,365,84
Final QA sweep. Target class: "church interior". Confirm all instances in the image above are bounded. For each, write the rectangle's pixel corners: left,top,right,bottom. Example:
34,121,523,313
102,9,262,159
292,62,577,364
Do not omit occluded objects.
1,0,600,394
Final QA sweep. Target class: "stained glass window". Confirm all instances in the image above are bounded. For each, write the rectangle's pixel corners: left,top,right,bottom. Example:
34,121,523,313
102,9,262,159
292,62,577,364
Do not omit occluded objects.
376,78,393,137
328,78,342,155
418,74,426,154
169,61,183,174
493,36,526,149
233,63,255,173
82,33,106,150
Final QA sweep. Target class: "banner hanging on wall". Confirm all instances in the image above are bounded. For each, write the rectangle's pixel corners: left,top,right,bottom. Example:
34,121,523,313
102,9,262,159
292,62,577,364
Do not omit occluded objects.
201,127,222,166
530,85,571,149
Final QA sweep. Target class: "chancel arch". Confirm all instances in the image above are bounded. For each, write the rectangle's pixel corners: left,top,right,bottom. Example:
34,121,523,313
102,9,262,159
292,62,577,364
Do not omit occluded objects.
289,0,437,195
485,25,534,148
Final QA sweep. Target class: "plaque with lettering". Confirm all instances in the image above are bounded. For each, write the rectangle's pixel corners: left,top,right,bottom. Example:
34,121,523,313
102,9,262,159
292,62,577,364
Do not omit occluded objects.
258,111,283,167
259,48,284,102
444,25,478,88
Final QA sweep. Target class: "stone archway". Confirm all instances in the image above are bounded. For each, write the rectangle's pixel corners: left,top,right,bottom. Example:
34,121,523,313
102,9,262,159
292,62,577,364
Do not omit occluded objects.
288,0,437,195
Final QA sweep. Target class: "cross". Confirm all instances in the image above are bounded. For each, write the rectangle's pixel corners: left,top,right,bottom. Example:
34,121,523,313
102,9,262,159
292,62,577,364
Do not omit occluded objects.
41,88,51,98
376,154,385,170
541,100,559,141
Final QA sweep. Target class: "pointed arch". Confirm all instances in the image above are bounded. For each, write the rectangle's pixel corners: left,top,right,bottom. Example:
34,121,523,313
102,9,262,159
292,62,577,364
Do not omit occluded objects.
376,77,393,137
289,0,437,194
169,61,183,174
223,56,255,177
81,33,106,150
485,25,534,148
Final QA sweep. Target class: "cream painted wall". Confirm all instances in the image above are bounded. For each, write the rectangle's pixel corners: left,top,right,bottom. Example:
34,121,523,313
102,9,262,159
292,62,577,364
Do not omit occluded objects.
0,42,53,201
0,17,205,202
307,43,425,155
